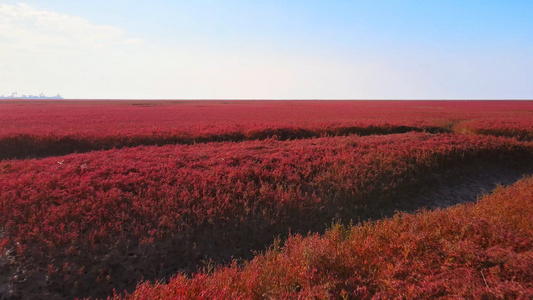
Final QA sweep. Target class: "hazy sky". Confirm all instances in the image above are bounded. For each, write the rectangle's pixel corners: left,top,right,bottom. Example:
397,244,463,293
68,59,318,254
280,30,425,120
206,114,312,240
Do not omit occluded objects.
1,1,532,99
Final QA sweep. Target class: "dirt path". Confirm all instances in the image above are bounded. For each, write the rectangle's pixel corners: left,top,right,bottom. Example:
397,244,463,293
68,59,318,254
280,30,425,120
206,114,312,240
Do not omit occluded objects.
383,160,533,218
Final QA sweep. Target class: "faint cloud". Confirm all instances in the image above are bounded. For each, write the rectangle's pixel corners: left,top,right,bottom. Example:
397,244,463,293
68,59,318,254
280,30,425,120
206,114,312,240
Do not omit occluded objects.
0,3,143,52
2,3,529,99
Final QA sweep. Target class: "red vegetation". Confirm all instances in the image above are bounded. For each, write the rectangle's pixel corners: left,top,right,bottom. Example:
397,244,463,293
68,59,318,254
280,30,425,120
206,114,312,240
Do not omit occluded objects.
0,100,532,299
116,175,533,299
1,133,529,256
453,115,533,141
1,132,531,298
1,100,532,159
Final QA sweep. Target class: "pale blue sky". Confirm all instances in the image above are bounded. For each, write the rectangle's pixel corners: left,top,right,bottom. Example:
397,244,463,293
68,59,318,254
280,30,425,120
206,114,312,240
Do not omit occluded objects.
1,1,532,99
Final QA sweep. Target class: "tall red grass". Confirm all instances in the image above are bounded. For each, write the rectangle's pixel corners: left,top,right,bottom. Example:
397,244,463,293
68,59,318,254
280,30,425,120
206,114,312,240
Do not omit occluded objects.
116,175,533,299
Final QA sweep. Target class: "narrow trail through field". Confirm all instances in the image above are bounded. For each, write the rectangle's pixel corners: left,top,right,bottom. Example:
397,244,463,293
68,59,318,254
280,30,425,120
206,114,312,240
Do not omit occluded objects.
375,159,533,221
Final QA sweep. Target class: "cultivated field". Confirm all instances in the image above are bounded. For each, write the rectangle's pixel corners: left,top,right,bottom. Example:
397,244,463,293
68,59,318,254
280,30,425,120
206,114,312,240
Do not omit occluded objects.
0,100,532,299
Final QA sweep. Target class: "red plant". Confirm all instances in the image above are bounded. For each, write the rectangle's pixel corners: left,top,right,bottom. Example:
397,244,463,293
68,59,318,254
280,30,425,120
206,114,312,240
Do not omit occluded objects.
453,116,533,141
1,133,529,257
1,100,532,299
116,175,533,299
1,100,531,159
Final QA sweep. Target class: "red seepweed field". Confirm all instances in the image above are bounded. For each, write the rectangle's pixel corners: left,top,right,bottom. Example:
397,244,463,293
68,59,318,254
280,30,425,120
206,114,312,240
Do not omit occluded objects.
0,100,532,299
1,100,532,160
118,174,533,300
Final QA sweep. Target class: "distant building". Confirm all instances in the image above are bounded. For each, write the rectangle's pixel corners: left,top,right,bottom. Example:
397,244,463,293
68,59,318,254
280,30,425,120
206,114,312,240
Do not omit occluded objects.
0,93,64,99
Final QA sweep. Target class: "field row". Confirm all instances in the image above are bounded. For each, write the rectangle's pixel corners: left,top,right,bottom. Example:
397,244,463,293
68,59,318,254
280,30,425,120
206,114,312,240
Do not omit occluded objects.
3,133,530,253
115,174,533,299
1,132,532,298
1,100,532,159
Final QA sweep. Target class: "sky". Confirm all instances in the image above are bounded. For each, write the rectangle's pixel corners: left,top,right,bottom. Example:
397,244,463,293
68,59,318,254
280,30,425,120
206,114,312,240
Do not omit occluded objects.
1,1,532,99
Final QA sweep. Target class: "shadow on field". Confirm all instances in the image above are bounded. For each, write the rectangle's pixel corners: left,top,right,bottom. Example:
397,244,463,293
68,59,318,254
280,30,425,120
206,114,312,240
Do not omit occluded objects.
0,125,447,161
1,157,533,300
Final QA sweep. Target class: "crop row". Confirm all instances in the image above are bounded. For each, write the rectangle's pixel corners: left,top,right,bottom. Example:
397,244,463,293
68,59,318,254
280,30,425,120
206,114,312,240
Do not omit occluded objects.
1,100,531,159
116,174,533,299
1,132,532,298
